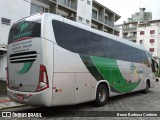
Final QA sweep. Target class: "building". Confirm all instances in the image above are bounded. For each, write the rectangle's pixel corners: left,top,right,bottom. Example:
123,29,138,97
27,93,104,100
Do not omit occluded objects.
130,8,152,22
91,0,120,35
0,0,120,80
31,0,120,35
137,20,160,59
115,8,152,43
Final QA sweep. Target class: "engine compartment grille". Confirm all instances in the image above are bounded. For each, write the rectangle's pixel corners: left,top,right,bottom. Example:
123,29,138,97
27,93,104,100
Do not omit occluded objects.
9,51,37,63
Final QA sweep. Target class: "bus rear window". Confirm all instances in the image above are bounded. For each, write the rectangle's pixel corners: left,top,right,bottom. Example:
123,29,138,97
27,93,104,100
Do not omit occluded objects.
8,19,41,44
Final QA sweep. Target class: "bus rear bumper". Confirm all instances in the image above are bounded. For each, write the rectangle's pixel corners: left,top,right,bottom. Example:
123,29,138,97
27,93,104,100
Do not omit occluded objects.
7,88,52,107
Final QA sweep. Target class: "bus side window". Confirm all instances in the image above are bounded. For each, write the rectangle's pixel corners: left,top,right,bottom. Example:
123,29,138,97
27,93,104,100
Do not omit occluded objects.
151,59,155,72
151,59,158,73
85,32,105,57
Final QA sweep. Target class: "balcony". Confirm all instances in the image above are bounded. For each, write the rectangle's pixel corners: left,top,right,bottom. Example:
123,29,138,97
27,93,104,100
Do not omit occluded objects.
98,16,104,23
123,27,137,32
92,12,97,20
49,0,57,2
58,0,77,10
37,0,57,5
105,19,114,27
92,13,102,22
123,35,137,41
92,15,114,28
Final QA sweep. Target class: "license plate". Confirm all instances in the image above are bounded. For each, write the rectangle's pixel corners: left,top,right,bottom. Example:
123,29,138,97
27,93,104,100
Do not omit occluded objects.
17,94,24,100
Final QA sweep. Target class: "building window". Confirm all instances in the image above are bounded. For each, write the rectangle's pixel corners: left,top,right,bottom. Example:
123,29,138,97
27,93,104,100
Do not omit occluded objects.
86,20,90,24
150,39,155,43
105,16,108,25
0,51,4,56
1,17,11,25
30,3,48,15
150,30,155,34
139,40,144,45
140,31,144,35
91,26,98,29
78,16,83,22
87,0,91,5
140,40,142,43
149,48,154,52
92,9,98,19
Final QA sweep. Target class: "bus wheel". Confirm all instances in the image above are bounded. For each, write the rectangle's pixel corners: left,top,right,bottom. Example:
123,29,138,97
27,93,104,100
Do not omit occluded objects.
94,84,108,107
144,81,149,94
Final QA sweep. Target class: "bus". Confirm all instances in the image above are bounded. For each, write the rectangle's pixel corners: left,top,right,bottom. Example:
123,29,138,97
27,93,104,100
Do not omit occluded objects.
7,13,157,107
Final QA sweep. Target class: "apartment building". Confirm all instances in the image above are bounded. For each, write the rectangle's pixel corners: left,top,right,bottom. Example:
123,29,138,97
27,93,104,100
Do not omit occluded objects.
0,0,120,80
32,0,120,34
115,8,152,42
91,0,120,35
137,20,160,59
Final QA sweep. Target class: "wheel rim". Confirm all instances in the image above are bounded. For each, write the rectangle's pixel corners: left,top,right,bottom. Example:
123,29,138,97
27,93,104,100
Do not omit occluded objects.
99,89,106,102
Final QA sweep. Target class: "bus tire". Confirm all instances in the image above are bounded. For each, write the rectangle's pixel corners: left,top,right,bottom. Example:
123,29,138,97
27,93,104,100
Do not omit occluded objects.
94,84,108,107
143,81,149,94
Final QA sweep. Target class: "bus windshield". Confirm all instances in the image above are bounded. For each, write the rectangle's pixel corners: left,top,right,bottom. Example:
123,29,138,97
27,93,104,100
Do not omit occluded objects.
8,17,41,44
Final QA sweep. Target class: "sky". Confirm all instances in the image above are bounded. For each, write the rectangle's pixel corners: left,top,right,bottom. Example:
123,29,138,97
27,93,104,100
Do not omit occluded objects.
96,0,160,24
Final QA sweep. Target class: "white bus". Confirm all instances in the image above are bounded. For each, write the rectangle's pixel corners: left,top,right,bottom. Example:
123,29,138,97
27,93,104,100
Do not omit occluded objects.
7,13,157,107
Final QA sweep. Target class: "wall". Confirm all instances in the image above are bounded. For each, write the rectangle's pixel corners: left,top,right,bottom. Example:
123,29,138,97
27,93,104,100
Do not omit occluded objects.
137,26,160,57
76,0,92,26
0,53,7,80
0,0,31,80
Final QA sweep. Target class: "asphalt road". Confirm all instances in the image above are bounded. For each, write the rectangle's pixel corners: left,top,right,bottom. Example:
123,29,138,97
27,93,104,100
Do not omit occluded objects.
1,82,160,120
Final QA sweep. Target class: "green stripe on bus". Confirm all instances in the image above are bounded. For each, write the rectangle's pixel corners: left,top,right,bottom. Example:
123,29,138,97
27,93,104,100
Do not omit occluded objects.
17,61,34,75
91,56,141,93
80,55,104,80
80,55,121,93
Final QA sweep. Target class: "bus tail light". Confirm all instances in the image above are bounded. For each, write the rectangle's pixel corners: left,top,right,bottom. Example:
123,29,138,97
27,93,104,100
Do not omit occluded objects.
36,64,49,92
6,66,10,88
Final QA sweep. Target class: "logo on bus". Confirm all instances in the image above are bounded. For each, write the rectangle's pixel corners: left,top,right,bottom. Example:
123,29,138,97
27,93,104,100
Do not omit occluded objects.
130,63,142,81
130,63,136,73
18,21,28,33
17,62,33,75
12,21,32,40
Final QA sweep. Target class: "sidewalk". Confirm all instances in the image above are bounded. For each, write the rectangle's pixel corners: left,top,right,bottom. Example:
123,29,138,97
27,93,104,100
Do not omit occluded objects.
0,97,24,110
0,81,24,110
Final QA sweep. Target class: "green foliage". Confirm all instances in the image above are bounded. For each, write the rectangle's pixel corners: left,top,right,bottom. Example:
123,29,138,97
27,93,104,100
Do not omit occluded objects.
155,72,160,77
